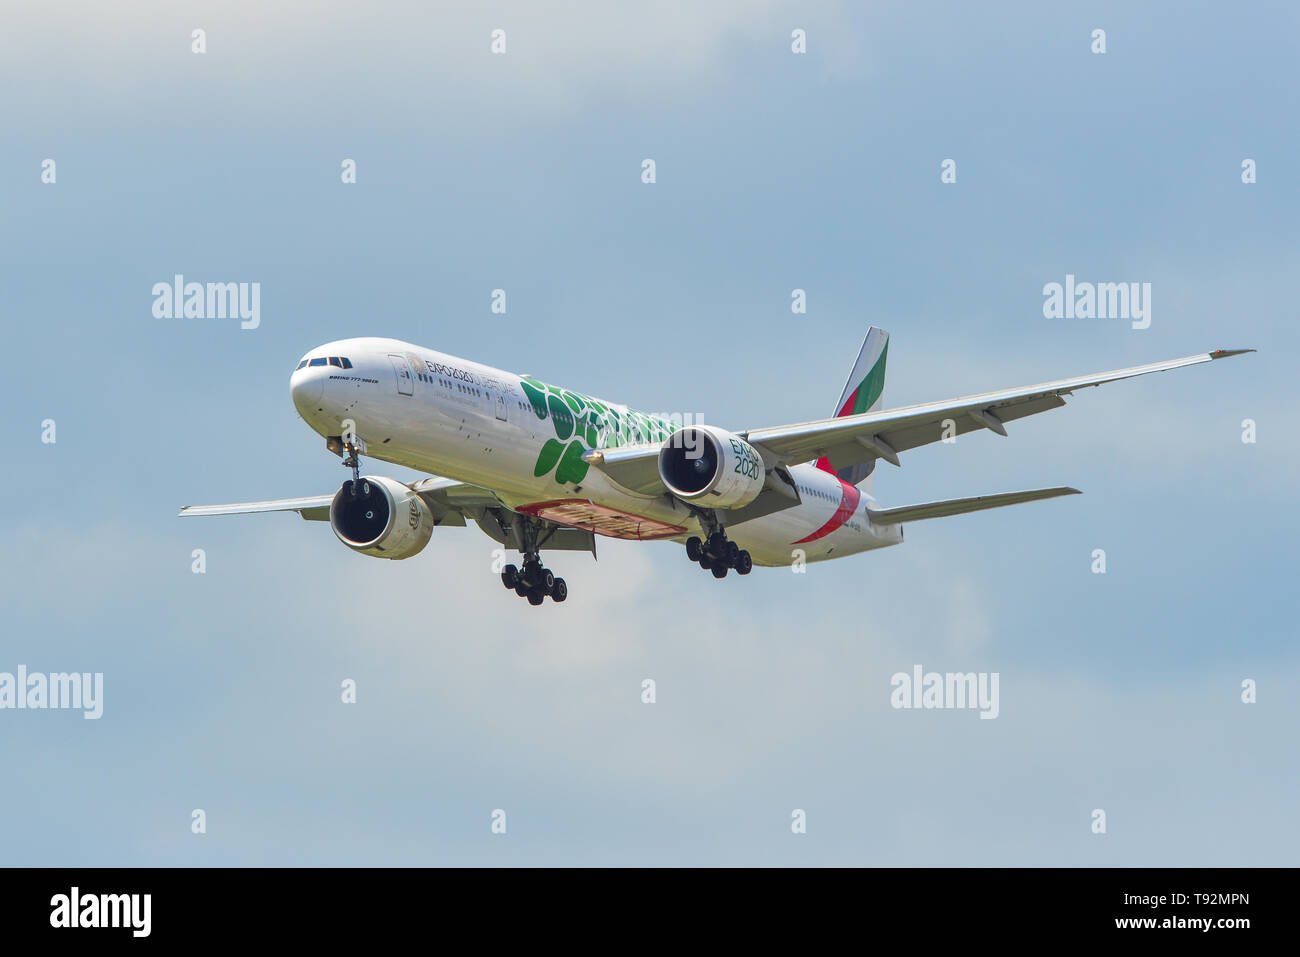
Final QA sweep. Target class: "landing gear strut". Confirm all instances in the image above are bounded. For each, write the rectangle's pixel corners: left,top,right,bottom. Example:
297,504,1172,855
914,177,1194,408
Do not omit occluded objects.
684,511,752,579
499,514,567,605
341,441,362,497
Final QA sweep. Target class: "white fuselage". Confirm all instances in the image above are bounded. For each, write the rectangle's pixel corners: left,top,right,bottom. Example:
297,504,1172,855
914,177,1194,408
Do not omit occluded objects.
290,338,902,566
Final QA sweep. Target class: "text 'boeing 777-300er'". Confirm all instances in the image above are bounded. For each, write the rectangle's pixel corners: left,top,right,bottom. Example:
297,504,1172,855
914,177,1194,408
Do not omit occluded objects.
181,328,1252,605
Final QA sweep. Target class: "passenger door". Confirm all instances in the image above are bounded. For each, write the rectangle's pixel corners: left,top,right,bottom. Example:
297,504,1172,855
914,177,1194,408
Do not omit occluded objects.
388,354,414,396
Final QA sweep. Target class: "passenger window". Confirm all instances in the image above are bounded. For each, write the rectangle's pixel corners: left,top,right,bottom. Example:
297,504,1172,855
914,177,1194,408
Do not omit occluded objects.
309,358,327,367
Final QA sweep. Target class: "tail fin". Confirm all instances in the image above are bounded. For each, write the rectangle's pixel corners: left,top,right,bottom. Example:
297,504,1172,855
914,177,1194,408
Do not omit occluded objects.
815,326,889,491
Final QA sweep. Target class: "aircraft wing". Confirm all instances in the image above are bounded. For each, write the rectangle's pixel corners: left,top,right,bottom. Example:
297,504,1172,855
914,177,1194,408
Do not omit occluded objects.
179,495,334,521
743,349,1252,472
179,476,598,552
580,443,664,496
585,348,1252,494
179,475,500,526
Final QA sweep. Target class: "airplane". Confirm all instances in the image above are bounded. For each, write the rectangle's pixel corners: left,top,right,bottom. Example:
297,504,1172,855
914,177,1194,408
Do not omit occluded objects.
180,328,1252,605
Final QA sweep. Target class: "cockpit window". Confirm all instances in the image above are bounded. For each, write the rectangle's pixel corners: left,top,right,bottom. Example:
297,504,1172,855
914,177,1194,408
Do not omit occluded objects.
300,355,353,369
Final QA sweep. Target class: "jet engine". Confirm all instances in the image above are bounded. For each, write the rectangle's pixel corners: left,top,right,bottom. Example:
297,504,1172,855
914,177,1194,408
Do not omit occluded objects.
657,425,765,509
329,475,433,559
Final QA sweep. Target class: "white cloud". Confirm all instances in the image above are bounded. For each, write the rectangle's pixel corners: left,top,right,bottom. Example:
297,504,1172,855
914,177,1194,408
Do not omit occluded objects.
1,0,858,121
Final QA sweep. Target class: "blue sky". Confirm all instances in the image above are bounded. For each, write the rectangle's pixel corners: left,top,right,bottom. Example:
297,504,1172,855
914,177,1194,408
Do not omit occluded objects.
2,0,1296,865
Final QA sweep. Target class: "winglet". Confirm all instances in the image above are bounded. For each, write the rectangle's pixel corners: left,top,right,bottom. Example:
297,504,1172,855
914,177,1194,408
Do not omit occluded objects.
1209,348,1256,359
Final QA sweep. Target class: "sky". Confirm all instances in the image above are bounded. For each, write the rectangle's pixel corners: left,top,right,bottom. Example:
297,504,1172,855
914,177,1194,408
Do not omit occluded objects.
2,0,1297,865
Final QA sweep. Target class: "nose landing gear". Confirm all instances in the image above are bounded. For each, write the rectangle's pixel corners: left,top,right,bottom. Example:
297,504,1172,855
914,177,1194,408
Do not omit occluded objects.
340,439,363,498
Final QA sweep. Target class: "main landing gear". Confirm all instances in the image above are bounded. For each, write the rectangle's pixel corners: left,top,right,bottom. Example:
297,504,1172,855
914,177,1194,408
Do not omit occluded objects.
500,515,567,605
685,528,753,579
501,560,567,605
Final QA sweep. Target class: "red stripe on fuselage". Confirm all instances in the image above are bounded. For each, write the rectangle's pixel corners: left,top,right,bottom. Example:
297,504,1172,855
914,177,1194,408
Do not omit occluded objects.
792,479,861,544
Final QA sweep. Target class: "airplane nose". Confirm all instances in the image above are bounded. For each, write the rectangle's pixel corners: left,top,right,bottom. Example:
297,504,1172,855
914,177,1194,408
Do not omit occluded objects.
290,366,325,416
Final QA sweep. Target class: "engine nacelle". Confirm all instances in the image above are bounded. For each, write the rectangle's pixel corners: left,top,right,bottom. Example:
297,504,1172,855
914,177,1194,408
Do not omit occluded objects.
330,475,433,559
658,425,765,509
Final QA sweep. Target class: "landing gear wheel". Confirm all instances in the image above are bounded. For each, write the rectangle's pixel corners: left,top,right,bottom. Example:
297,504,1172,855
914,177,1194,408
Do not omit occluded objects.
551,578,568,602
527,589,545,606
684,510,751,581
515,581,530,598
502,564,519,589
539,568,556,594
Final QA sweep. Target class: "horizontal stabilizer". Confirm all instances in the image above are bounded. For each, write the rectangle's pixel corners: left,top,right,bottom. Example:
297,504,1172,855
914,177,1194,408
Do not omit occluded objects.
866,486,1080,525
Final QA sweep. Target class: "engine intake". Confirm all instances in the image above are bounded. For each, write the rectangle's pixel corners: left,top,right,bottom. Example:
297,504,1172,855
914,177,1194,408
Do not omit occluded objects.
330,475,433,559
658,425,765,509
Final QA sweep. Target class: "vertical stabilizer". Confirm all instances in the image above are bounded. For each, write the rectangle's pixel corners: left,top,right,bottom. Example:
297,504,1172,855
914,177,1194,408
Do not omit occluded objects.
814,327,889,492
